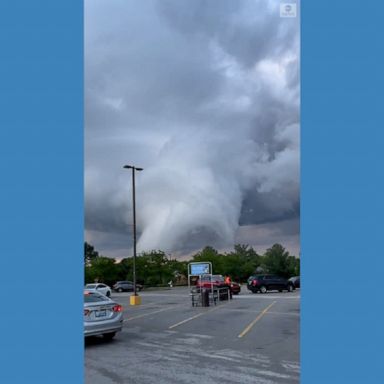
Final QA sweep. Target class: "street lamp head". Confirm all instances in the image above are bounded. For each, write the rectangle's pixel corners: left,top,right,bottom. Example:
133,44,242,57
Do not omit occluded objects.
123,165,144,171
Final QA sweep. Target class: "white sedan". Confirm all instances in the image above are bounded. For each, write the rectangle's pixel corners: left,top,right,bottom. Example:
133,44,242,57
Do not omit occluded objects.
85,283,112,297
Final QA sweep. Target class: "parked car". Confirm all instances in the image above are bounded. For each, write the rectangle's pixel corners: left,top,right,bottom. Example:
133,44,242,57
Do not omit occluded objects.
84,291,123,339
84,283,112,297
113,281,143,292
247,274,294,293
288,276,300,289
196,274,232,300
229,281,241,295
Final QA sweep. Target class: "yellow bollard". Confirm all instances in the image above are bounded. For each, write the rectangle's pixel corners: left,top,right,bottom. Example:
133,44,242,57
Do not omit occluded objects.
130,295,141,306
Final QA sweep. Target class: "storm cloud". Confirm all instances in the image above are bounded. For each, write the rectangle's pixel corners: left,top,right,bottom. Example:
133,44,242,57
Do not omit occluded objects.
85,0,300,258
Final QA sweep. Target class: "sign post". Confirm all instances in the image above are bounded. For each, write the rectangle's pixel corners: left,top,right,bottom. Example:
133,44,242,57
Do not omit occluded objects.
188,262,213,306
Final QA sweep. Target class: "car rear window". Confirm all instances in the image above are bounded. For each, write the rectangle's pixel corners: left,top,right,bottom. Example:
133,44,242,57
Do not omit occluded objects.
248,275,262,280
84,292,107,303
85,284,97,289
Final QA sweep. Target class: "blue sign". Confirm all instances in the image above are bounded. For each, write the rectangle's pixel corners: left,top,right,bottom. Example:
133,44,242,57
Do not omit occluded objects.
190,263,210,275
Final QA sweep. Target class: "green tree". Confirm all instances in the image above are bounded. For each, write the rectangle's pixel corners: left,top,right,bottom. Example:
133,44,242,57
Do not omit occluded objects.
84,256,118,285
286,255,300,277
121,250,177,286
115,257,133,281
84,242,99,266
192,246,224,273
261,243,298,278
223,244,261,282
84,243,299,288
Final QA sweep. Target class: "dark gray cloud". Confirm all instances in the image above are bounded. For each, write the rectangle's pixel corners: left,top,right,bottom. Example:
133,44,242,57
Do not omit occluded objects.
85,0,300,257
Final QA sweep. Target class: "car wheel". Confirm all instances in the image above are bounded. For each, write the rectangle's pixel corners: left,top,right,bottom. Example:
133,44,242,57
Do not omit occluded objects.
103,332,116,340
287,284,293,292
278,289,283,292
260,285,267,294
118,288,123,293
106,291,111,297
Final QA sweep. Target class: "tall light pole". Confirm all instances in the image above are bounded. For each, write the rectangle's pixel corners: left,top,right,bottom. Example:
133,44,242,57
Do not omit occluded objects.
123,164,143,305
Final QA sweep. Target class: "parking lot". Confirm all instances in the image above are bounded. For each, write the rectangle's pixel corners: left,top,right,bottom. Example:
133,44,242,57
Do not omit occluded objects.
85,286,300,384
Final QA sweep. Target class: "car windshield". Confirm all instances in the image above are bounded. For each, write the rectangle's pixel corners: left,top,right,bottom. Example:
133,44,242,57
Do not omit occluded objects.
200,275,224,282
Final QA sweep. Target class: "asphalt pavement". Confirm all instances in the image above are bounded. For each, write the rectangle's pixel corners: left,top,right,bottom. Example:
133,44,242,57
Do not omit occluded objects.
85,286,300,384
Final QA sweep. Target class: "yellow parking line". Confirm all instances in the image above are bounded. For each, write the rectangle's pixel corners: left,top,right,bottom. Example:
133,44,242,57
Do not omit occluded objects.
238,301,276,338
169,305,223,329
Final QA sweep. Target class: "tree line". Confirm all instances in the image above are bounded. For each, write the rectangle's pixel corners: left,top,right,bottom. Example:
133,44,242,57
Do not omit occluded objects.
85,242,300,287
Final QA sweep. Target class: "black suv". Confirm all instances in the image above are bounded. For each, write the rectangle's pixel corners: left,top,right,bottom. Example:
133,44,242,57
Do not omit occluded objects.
113,281,143,292
247,274,294,293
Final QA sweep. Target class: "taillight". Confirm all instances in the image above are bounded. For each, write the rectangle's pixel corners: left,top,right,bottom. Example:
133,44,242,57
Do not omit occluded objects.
252,279,258,286
112,304,123,312
84,309,90,316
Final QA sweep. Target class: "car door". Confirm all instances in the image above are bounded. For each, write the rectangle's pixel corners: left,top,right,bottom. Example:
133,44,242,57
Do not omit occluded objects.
268,275,279,290
274,276,285,291
97,284,107,295
263,275,273,290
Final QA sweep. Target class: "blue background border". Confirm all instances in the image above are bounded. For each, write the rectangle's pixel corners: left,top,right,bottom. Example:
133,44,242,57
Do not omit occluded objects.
0,1,83,383
302,1,384,383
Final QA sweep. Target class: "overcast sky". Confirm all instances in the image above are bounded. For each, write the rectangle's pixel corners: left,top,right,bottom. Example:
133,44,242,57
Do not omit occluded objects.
84,0,300,259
